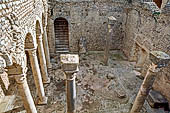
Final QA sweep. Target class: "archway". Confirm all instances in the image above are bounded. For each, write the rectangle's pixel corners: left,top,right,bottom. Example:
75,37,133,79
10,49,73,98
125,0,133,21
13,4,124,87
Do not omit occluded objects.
54,17,69,53
153,0,162,8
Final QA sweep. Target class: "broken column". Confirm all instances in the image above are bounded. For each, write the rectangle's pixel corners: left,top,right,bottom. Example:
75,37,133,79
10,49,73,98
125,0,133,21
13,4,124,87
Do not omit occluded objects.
60,54,79,113
130,51,170,113
37,34,50,83
7,66,37,113
27,48,48,105
104,16,116,65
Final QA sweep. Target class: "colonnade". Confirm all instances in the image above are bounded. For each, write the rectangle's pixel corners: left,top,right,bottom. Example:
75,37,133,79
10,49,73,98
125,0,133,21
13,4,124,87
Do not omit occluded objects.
6,29,51,113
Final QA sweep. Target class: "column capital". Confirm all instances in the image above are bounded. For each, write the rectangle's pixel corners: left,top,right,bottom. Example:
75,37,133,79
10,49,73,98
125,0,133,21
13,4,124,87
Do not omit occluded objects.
14,74,27,84
150,51,170,68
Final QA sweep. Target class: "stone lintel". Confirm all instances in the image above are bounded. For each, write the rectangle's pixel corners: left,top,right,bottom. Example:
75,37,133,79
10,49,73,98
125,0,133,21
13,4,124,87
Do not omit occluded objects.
150,51,170,68
60,54,79,72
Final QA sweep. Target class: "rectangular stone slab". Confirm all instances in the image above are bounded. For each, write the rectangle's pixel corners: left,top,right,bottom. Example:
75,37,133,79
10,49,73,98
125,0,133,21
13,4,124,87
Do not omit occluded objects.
60,54,79,71
60,54,79,64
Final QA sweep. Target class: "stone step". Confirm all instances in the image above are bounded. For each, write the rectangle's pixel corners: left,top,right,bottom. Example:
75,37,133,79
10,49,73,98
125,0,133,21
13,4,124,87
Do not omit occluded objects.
55,40,69,44
56,50,69,53
56,45,69,48
0,95,15,113
56,47,69,50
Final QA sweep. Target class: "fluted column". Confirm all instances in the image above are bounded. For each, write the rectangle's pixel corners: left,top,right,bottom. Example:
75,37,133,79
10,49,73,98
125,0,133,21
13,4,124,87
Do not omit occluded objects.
27,48,48,105
37,35,50,83
14,74,37,113
43,28,52,69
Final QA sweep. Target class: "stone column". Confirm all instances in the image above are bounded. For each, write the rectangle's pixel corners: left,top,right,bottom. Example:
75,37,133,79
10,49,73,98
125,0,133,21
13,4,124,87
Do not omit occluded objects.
50,19,56,53
130,51,170,113
37,35,50,83
14,74,37,113
60,54,79,113
43,27,52,69
104,16,116,65
27,48,48,105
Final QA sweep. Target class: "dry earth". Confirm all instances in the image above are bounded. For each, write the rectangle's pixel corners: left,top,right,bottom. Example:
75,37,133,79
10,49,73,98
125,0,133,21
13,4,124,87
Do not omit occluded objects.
6,51,169,113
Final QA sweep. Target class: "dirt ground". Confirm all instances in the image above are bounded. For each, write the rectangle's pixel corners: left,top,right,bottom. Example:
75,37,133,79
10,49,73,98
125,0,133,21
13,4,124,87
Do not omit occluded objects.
7,51,169,113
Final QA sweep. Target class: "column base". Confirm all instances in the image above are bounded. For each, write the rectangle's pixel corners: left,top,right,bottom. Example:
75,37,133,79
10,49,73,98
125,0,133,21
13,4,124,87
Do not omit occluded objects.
43,77,51,84
37,96,48,105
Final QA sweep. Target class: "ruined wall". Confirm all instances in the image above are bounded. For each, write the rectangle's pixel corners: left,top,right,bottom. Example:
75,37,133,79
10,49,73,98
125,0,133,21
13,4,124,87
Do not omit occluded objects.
123,2,170,101
48,0,127,52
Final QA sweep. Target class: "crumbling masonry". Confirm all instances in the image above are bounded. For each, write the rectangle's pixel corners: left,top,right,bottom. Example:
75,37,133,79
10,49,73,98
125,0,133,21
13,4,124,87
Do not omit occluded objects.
0,0,170,113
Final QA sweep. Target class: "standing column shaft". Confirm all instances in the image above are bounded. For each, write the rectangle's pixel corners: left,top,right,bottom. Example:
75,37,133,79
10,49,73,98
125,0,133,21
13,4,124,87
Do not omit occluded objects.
130,64,157,113
28,48,47,104
43,28,52,69
37,35,50,83
104,24,111,65
15,74,37,113
66,73,76,113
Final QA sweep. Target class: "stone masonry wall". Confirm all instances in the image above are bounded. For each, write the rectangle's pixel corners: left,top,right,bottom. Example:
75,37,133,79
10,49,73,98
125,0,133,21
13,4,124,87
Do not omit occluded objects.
48,0,127,52
0,0,48,97
122,2,170,101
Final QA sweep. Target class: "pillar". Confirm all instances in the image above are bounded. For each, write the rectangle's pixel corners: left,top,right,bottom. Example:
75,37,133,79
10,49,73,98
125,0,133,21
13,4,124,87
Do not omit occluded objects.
65,73,76,113
27,48,48,105
104,16,116,65
130,51,170,113
14,74,37,113
60,54,79,113
130,63,157,113
37,35,50,83
43,27,52,69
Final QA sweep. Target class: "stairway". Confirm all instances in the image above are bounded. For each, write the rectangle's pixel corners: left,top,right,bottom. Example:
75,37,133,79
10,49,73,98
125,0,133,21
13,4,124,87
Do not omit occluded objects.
54,18,69,53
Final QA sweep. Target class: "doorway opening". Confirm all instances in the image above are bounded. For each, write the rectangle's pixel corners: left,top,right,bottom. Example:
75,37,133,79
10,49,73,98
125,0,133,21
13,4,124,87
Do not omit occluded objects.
54,17,69,53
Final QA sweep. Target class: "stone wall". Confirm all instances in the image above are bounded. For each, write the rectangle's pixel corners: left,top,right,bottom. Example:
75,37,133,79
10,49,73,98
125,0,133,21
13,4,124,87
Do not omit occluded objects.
122,2,170,101
48,0,127,52
0,0,47,71
0,0,48,100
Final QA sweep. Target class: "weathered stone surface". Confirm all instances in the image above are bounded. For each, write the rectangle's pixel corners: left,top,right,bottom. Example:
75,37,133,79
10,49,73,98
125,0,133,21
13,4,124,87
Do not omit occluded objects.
48,1,125,52
122,1,170,102
0,72,10,90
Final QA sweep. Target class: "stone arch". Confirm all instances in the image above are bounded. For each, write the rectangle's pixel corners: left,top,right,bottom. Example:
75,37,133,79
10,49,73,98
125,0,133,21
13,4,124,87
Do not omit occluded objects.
54,17,69,53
